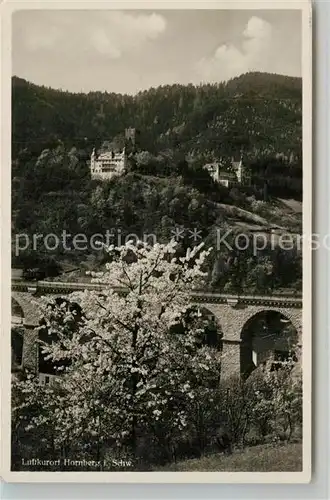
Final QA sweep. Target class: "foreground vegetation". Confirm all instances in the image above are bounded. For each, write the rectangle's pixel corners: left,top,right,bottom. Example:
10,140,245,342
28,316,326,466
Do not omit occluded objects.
12,242,302,471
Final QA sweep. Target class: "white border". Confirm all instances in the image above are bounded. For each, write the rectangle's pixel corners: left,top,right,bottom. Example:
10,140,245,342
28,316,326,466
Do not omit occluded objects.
0,0,312,484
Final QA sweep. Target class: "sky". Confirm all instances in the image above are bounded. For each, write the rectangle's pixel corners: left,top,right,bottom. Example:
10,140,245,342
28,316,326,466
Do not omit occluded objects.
12,9,302,95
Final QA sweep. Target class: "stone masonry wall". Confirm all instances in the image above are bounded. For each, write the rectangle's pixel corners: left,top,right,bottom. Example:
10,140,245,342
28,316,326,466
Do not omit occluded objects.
201,303,302,378
12,291,302,378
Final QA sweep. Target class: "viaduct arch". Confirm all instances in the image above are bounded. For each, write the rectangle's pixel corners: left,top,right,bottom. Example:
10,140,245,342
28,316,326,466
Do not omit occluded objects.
11,283,302,380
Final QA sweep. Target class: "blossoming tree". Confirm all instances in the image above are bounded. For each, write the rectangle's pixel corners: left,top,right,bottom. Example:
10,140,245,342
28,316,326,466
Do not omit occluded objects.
13,240,224,465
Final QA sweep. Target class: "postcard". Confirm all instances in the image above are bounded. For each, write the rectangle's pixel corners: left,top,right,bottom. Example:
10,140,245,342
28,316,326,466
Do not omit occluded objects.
1,0,312,483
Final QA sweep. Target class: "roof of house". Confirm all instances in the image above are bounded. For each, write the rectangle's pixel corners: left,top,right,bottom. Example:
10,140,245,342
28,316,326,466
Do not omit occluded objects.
97,150,125,160
218,171,237,180
204,162,221,169
98,152,114,159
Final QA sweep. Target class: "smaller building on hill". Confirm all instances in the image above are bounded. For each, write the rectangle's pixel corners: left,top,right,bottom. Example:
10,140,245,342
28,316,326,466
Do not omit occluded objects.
231,156,252,186
204,163,238,188
204,155,251,187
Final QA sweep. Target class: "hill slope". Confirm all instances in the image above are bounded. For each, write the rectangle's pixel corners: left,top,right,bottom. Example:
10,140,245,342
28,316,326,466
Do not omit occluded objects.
155,442,302,472
12,72,302,162
11,72,303,293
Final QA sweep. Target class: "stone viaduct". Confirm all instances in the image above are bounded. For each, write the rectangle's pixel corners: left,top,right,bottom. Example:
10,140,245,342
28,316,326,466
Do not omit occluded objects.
11,280,302,380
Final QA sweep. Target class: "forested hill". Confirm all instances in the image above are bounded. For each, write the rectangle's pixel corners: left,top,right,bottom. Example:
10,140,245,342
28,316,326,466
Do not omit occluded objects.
12,72,303,293
12,72,302,163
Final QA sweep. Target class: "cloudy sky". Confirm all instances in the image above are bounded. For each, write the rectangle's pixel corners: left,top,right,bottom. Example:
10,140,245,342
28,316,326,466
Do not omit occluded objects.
12,9,301,94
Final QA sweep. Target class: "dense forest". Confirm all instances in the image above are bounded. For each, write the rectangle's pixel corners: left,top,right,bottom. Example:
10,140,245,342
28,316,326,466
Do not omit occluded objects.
11,72,303,293
13,72,302,159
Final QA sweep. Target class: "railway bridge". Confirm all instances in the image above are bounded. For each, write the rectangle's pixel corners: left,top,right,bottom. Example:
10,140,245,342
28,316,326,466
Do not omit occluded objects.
11,280,302,380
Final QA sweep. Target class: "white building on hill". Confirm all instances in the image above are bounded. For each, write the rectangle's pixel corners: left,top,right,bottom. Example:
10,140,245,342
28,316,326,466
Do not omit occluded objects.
204,156,251,187
204,163,237,188
90,148,127,180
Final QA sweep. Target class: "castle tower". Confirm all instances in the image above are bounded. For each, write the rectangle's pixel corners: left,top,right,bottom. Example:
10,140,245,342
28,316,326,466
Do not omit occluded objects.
90,148,96,174
125,127,136,146
236,155,244,184
231,152,246,184
120,147,127,170
231,152,251,186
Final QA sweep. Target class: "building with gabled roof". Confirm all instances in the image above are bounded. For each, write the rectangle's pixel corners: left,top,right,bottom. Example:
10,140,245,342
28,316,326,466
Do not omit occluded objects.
204,155,251,187
90,147,127,180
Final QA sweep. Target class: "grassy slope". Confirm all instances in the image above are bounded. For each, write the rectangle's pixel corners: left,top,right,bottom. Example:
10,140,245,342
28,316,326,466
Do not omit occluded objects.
155,442,302,472
212,199,302,232
277,198,303,214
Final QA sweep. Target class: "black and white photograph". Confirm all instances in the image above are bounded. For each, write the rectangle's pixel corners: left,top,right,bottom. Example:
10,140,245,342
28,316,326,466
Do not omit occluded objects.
2,0,312,482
